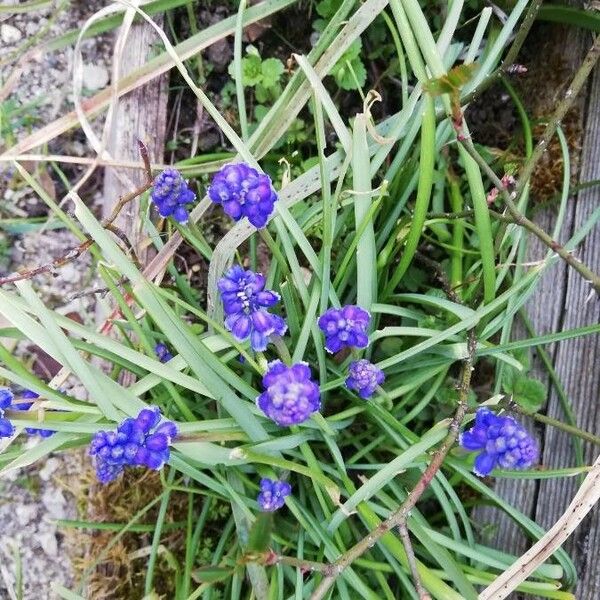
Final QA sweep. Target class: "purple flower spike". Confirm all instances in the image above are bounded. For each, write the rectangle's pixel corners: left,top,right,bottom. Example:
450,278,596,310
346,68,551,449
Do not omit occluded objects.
0,388,13,410
256,360,320,426
346,360,385,399
89,406,178,484
0,417,15,438
318,305,370,353
9,390,54,438
460,407,538,476
0,389,44,439
219,265,287,352
17,389,39,410
151,168,196,224
257,478,292,512
155,343,173,363
208,163,278,228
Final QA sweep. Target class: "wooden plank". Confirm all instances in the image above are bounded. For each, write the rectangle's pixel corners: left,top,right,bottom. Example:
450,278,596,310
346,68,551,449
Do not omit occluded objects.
102,17,169,261
533,61,600,598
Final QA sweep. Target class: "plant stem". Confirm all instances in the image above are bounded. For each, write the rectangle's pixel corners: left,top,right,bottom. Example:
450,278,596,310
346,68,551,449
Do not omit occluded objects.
502,400,600,447
513,35,600,202
259,227,292,280
458,0,543,108
399,521,431,600
501,0,544,69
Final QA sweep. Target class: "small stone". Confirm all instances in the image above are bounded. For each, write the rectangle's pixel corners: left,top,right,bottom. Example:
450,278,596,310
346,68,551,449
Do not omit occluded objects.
37,531,59,557
42,487,67,519
206,39,232,73
1,24,23,44
15,504,38,526
59,263,79,284
39,458,61,481
82,64,109,91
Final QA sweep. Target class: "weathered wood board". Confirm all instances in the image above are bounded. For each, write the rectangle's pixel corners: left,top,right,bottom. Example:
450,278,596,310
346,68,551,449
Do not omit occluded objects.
102,17,169,261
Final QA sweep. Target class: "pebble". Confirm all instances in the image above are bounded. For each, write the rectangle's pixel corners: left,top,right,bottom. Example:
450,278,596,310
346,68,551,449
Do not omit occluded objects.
1,24,22,44
39,458,61,481
60,263,79,284
82,63,109,90
37,532,59,558
41,487,67,519
15,504,38,527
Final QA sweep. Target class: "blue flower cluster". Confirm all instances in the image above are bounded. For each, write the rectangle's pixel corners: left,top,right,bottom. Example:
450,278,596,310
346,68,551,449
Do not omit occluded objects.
155,343,173,363
14,390,54,438
460,407,538,476
89,406,178,484
218,265,286,352
209,163,278,228
257,361,320,426
0,388,14,438
257,478,292,512
346,359,385,399
318,305,370,354
150,168,196,224
0,388,55,438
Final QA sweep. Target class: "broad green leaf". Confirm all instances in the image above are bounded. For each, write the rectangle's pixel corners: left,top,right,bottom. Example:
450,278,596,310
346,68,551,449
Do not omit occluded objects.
192,566,235,584
247,513,273,553
510,376,547,413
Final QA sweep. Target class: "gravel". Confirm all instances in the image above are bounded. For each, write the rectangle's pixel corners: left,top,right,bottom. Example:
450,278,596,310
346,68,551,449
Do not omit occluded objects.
0,2,112,141
0,2,116,598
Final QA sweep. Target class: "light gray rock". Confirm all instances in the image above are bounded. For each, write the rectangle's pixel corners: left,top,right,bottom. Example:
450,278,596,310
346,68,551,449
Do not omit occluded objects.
41,487,67,519
15,504,38,527
37,532,59,558
81,63,109,90
1,24,22,44
39,458,61,482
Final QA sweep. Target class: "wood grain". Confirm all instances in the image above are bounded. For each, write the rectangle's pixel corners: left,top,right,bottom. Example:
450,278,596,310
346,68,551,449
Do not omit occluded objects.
533,60,600,599
102,17,169,261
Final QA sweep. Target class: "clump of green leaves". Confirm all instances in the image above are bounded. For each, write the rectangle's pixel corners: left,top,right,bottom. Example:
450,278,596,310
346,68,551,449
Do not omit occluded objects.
0,98,42,146
312,0,367,91
502,351,547,413
228,45,284,104
331,39,367,91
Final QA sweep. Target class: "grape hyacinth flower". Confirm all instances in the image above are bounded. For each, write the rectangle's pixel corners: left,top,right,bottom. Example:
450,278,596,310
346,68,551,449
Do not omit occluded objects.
460,407,538,476
10,390,54,438
150,168,196,224
4,390,52,438
0,387,14,438
208,163,278,228
0,388,13,410
346,359,385,399
257,478,292,512
318,305,370,353
256,360,320,426
155,343,173,363
218,265,287,352
89,406,178,484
